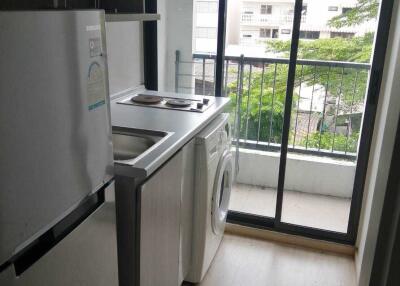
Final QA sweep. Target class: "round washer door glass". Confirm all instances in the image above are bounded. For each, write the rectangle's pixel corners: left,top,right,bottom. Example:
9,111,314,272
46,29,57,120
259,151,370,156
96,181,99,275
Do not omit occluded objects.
211,150,233,235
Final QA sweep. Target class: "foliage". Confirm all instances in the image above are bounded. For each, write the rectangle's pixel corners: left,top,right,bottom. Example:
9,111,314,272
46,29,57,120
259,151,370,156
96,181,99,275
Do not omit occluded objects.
328,0,379,28
302,132,360,153
228,65,290,143
266,33,374,63
228,5,377,154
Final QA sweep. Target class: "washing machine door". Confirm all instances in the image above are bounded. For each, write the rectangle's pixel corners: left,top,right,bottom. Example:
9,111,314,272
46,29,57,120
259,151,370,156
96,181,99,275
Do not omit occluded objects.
211,149,233,235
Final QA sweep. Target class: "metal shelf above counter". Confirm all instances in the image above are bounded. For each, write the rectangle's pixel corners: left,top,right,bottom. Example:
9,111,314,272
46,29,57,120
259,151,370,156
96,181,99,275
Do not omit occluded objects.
105,13,160,22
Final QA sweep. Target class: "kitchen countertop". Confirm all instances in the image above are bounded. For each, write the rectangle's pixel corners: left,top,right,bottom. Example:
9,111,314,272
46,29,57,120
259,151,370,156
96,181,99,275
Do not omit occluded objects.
110,88,231,178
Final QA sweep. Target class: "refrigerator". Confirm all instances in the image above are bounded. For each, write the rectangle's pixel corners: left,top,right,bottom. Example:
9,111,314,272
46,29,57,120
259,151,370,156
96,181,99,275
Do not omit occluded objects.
0,10,118,286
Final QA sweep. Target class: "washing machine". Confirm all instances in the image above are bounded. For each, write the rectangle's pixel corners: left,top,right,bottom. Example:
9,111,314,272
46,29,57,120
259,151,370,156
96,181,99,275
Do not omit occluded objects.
186,113,234,283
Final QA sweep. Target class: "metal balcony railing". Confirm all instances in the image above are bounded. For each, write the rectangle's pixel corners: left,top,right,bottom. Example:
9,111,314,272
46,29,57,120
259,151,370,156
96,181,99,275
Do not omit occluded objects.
175,51,371,160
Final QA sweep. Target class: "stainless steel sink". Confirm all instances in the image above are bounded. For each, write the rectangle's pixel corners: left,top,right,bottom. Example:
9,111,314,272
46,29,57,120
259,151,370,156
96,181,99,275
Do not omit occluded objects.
112,127,169,163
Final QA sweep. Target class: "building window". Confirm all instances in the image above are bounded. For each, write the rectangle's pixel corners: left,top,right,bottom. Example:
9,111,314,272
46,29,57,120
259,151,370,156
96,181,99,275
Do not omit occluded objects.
242,34,252,38
260,4,272,15
328,6,338,11
196,27,217,39
272,29,279,38
197,1,218,13
260,28,271,38
244,11,254,14
331,32,355,39
299,31,320,39
302,5,307,15
281,29,291,34
342,7,353,14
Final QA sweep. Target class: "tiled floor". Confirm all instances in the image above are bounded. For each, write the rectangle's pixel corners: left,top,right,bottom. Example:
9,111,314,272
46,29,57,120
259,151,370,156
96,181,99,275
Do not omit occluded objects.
229,183,351,233
195,234,356,286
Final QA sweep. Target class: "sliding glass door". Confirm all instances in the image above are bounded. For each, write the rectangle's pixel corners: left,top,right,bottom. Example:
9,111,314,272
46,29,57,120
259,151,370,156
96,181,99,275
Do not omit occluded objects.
222,0,394,244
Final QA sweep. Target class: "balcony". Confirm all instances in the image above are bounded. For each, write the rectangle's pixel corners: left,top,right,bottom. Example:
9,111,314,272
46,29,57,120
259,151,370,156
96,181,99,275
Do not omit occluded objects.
241,13,306,25
175,51,370,232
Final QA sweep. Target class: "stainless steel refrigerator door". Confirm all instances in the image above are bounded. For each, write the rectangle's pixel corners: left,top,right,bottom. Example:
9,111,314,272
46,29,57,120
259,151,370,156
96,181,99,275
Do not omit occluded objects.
0,11,114,266
0,184,118,286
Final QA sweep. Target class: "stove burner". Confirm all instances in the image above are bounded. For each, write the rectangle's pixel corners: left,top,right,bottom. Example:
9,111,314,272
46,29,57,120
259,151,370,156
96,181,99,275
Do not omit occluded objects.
131,94,163,104
165,99,192,107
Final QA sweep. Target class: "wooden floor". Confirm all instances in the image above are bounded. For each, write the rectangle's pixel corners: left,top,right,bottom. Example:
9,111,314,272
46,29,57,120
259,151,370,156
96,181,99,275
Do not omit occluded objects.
229,184,351,233
190,234,356,286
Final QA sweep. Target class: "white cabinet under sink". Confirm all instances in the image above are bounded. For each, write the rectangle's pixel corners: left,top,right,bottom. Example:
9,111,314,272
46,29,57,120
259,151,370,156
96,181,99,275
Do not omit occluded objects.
139,150,182,286
139,139,195,286
116,140,195,286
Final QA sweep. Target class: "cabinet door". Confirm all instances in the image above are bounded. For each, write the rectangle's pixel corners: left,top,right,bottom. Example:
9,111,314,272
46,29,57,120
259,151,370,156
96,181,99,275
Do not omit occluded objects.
100,0,143,13
139,151,183,286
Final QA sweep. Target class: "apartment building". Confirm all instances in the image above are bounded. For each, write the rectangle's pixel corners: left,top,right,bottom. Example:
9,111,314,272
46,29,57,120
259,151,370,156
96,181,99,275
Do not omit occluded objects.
239,0,375,45
193,0,219,53
193,0,376,52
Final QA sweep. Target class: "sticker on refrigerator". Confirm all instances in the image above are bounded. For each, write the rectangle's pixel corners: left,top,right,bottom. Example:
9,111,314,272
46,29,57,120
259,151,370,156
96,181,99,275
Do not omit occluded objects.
89,38,102,57
87,61,106,111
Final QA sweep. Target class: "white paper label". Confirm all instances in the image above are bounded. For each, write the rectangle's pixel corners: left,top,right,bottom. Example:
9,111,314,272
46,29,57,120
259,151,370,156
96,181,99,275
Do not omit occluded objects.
87,62,106,111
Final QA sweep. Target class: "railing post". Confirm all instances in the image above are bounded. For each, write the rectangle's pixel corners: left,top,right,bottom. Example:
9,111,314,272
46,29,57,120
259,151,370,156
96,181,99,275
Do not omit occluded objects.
234,54,245,176
191,52,369,160
175,50,180,93
202,58,206,95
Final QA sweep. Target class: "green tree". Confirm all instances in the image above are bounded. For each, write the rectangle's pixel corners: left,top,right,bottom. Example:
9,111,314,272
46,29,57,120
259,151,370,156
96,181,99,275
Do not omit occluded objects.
229,35,372,153
228,1,379,154
328,0,379,28
229,65,290,144
266,33,374,63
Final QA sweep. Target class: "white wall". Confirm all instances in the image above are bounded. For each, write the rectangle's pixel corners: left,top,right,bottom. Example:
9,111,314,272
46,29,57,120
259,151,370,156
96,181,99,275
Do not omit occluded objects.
236,149,355,198
105,1,194,95
355,1,400,285
158,0,194,93
226,0,242,45
105,22,143,96
157,0,168,92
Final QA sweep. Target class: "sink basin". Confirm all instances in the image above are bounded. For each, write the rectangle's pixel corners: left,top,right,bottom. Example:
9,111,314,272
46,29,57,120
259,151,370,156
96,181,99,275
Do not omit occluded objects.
112,127,169,162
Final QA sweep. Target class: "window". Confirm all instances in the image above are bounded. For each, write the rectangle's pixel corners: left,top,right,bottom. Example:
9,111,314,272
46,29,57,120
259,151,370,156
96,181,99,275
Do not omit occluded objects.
328,6,338,11
342,7,353,14
272,29,279,38
299,31,320,39
281,29,291,34
261,4,272,15
242,34,252,38
197,1,218,13
260,28,271,38
331,32,355,39
302,5,307,15
244,11,254,14
196,27,217,39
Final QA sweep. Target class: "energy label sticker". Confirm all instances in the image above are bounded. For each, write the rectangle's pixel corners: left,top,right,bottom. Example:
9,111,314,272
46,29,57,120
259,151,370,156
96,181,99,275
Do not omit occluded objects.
87,61,106,111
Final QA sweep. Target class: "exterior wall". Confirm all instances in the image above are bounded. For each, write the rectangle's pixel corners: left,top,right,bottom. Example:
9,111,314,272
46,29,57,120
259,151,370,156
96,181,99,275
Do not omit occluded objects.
238,0,374,46
192,0,377,54
236,149,356,198
226,0,242,45
193,0,219,53
355,2,400,285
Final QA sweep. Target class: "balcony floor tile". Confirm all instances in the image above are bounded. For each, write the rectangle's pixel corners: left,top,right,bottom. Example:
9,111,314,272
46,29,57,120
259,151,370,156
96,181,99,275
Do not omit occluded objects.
229,183,351,233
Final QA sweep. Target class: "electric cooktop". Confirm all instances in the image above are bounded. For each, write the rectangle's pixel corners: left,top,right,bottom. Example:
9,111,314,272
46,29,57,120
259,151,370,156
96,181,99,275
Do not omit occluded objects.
118,94,215,113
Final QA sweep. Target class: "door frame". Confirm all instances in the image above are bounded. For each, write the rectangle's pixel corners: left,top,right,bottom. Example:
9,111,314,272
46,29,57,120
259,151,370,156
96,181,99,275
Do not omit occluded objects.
216,0,396,244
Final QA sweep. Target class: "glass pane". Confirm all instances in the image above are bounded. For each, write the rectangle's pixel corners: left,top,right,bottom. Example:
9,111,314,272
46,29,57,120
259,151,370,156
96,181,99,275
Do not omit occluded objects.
281,0,380,232
158,0,219,95
226,0,295,218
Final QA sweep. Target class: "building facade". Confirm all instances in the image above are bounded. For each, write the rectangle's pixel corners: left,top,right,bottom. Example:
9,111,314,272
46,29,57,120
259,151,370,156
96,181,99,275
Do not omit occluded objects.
193,0,376,53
